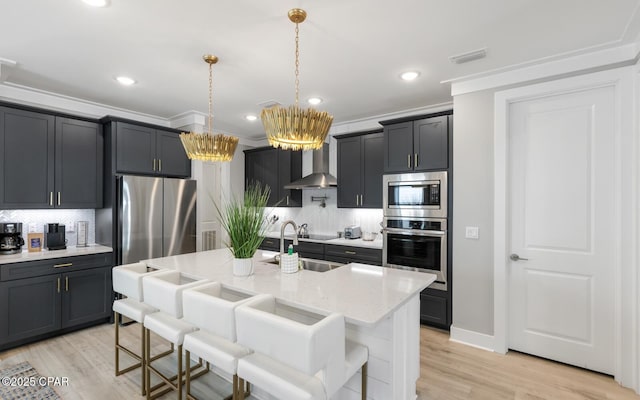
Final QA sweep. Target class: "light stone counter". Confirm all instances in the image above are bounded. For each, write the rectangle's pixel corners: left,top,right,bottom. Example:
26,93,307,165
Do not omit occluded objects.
0,244,113,265
143,248,434,399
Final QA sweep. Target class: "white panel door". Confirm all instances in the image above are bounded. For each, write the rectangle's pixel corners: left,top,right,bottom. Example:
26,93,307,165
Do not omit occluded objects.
508,85,615,374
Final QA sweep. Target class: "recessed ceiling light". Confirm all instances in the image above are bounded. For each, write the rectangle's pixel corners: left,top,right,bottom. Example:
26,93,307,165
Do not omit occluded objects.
400,71,420,81
115,76,136,86
82,0,108,7
307,97,323,105
245,115,258,121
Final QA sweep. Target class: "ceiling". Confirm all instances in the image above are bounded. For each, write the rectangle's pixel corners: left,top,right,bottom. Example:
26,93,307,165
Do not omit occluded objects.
1,0,639,140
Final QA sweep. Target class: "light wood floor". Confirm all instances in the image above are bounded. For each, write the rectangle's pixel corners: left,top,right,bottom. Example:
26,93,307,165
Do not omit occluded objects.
0,323,638,400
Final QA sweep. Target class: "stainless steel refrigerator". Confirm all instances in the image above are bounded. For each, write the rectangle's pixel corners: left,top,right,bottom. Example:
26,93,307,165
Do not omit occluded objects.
116,175,196,264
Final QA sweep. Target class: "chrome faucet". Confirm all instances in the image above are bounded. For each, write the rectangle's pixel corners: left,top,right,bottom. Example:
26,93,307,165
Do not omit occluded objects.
280,220,299,256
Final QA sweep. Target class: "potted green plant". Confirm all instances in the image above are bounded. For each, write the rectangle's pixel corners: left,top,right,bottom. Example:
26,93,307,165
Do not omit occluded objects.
216,182,271,276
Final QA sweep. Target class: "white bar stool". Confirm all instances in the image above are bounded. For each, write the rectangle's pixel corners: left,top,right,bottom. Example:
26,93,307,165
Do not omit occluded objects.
112,262,171,395
182,282,255,400
235,295,368,400
142,271,208,400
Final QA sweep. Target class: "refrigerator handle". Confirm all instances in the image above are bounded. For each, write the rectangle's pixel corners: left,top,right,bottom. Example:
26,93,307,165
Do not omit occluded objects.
116,176,123,266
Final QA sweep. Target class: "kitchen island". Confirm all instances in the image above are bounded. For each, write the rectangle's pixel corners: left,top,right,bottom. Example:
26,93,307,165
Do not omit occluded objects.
144,248,435,400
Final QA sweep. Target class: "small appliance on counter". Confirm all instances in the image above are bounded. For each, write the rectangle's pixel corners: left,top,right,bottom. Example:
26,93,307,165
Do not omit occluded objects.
0,223,24,255
344,225,362,239
44,223,67,250
76,221,88,247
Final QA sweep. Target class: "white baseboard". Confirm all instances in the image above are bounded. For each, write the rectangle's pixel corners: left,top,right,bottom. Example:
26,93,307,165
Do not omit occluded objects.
449,326,495,352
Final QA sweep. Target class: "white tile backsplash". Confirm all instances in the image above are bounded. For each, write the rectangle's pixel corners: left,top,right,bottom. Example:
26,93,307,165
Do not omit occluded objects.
0,209,95,246
265,188,383,236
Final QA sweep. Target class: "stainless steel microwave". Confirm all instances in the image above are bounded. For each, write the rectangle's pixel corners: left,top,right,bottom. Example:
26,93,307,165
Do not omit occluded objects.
383,171,447,218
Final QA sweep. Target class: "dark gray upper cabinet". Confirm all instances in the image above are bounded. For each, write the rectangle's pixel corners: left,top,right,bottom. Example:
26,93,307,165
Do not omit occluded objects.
0,107,55,208
383,122,414,173
157,129,191,177
244,147,302,207
55,118,103,208
114,121,190,178
383,114,450,173
0,107,102,209
337,131,383,208
115,122,156,175
414,116,448,171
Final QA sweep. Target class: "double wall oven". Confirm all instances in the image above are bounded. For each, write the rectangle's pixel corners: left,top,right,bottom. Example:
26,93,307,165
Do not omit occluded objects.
383,171,448,290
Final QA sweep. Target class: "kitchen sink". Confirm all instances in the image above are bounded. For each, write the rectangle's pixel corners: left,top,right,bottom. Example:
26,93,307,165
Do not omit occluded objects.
266,257,344,272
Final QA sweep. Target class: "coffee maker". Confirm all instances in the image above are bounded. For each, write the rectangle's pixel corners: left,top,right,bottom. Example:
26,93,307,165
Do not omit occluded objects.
44,223,67,250
0,223,24,255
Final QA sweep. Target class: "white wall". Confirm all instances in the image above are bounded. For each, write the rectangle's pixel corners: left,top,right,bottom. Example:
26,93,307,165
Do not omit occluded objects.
0,209,95,246
451,90,496,335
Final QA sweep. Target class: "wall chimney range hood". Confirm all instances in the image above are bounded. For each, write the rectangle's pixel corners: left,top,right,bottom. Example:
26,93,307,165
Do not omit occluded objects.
284,143,337,189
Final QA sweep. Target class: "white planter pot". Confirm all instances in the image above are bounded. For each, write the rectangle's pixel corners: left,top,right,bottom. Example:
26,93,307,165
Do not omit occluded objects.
233,257,253,277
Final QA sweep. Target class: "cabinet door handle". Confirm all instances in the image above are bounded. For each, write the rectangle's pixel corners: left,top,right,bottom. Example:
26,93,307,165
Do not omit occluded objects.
49,192,54,206
57,277,60,293
286,195,289,206
355,195,359,206
57,192,61,206
360,194,363,206
53,262,73,268
345,250,357,255
158,159,162,172
65,276,69,292
153,158,156,171
407,154,411,169
414,153,418,168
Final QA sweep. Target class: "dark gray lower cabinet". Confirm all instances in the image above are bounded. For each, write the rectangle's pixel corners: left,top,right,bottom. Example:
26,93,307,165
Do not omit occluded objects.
62,268,112,328
259,239,382,266
0,253,113,350
420,288,449,329
324,245,382,266
0,275,61,344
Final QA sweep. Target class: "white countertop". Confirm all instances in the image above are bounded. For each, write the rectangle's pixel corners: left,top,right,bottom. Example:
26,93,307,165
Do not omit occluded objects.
0,244,113,265
143,248,435,327
264,232,383,250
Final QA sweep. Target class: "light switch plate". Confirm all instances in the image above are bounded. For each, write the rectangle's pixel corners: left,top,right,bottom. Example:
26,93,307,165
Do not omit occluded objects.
465,226,479,239
28,223,37,233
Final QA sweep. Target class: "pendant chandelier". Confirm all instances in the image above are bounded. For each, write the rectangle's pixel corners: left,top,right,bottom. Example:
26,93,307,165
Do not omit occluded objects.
180,55,239,162
261,8,333,151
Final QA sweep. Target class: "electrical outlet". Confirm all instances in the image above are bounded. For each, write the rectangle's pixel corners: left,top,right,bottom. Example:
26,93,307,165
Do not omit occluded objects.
66,221,74,233
465,226,479,239
28,223,37,233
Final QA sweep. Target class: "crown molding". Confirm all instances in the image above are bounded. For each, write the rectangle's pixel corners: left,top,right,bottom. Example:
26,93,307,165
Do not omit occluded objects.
0,82,171,126
328,101,454,136
443,42,640,97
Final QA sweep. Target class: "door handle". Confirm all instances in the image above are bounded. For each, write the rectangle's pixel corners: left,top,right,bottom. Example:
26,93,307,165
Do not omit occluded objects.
50,192,54,206
360,194,363,206
65,276,69,291
57,277,60,293
407,154,411,169
509,253,529,261
414,153,418,168
355,195,359,206
153,158,157,171
57,192,61,206
158,159,162,172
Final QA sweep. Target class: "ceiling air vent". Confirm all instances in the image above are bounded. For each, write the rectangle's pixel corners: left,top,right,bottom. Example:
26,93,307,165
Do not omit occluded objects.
449,48,487,64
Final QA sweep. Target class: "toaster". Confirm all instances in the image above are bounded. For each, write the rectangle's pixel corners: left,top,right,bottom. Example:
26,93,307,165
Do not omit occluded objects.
344,225,362,239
